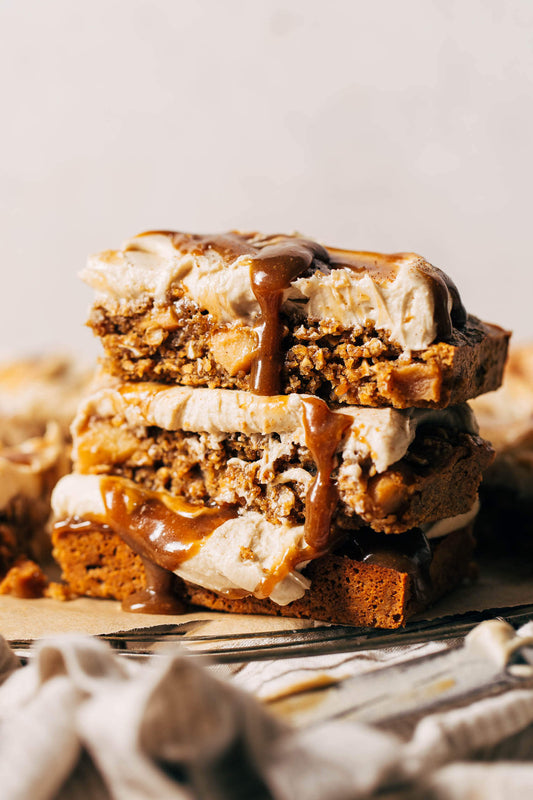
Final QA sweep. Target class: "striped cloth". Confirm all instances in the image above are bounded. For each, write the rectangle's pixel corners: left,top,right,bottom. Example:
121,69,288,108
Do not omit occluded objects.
1,631,533,799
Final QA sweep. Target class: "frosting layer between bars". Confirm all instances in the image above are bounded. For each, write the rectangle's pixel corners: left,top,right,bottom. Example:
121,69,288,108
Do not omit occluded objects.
68,384,488,535
72,383,477,476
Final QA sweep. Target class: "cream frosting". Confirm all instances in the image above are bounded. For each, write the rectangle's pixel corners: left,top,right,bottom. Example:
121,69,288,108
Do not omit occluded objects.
72,384,477,478
81,232,452,351
423,498,479,540
287,257,445,351
51,474,310,605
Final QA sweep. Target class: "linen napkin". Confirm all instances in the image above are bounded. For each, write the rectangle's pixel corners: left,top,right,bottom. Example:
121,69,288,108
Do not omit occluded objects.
2,631,533,799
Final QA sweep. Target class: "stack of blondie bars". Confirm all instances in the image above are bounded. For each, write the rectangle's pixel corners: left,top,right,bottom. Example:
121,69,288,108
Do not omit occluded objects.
51,231,509,628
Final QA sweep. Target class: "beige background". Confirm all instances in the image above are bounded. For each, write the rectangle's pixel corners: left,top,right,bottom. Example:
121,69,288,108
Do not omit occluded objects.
0,0,532,358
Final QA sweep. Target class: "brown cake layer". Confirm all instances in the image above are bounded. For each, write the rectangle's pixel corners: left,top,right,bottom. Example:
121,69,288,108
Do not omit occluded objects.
0,427,67,576
52,522,147,600
51,522,474,629
90,297,509,409
74,411,492,535
185,527,475,628
0,492,55,577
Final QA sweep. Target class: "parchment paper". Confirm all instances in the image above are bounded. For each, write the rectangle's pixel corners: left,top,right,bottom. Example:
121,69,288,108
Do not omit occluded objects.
1,555,532,642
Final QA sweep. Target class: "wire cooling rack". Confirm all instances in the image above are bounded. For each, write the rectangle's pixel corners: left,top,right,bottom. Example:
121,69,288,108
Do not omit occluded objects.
9,603,533,664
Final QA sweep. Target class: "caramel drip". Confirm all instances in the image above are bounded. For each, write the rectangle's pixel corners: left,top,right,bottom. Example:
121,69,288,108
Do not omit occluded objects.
301,397,352,554
129,230,258,262
416,263,466,339
122,558,186,614
254,540,311,600
99,477,237,570
53,517,97,536
433,267,467,331
249,239,329,395
97,477,237,613
53,517,187,613
326,248,401,280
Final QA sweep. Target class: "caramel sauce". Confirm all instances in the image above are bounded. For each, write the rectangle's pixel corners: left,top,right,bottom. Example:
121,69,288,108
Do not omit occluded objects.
128,230,465,392
301,397,352,554
129,230,258,262
249,239,329,395
416,262,466,339
326,247,401,281
82,477,238,614
53,516,187,613
53,517,98,535
99,476,237,570
253,540,310,600
117,382,169,417
123,558,186,614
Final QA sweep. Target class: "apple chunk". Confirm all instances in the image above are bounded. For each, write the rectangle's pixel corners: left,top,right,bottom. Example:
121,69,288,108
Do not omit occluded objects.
210,327,258,376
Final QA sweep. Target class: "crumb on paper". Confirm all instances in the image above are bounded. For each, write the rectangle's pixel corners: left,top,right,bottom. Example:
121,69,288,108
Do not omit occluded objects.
0,557,48,598
0,557,78,600
45,581,79,601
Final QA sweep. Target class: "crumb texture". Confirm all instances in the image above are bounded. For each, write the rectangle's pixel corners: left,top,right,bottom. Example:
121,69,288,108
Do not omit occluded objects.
75,413,493,534
89,298,509,408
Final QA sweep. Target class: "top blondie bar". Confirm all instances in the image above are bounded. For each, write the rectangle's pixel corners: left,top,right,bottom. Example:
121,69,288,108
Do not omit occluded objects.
83,230,509,408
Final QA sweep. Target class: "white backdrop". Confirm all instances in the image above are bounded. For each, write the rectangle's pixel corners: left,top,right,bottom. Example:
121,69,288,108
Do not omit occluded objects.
1,0,532,357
